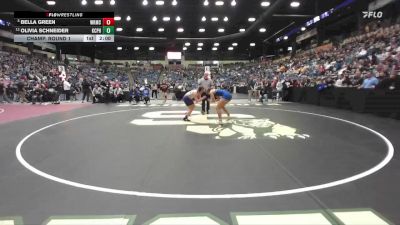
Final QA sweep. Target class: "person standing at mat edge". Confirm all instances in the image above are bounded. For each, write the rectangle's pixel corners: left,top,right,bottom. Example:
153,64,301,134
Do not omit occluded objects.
183,87,206,122
81,78,92,103
0,77,10,103
198,71,214,115
160,80,169,104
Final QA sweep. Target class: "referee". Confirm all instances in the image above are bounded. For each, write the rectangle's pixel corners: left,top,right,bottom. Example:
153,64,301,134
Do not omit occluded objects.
198,72,214,115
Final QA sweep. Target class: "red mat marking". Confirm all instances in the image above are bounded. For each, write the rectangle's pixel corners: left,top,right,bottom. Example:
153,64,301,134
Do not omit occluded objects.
0,104,89,124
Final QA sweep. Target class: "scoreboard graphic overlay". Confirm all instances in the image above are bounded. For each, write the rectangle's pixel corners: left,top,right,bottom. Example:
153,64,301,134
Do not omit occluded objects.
13,12,114,42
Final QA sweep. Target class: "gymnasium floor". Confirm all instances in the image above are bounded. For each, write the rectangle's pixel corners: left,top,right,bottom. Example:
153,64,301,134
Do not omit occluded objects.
0,96,399,225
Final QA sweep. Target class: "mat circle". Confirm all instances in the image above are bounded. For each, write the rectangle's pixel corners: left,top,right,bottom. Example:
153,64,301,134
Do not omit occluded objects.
16,107,394,199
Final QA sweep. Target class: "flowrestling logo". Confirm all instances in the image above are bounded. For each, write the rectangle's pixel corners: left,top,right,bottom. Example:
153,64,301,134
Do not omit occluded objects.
131,111,310,140
362,11,383,19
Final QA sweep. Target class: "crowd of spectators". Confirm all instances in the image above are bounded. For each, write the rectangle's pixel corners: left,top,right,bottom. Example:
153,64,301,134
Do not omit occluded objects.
1,20,400,105
208,20,400,101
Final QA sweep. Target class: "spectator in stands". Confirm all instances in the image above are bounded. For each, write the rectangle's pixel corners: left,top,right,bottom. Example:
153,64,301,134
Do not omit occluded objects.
5,83,14,103
70,82,80,101
92,84,103,103
49,80,61,104
334,75,345,87
342,73,352,87
0,78,5,103
0,78,9,103
316,79,328,92
359,70,379,89
352,70,364,87
17,79,28,103
113,85,124,103
376,71,400,91
31,82,43,105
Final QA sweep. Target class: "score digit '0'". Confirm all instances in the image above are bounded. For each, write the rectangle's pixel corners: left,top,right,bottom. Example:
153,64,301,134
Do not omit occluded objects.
102,18,115,26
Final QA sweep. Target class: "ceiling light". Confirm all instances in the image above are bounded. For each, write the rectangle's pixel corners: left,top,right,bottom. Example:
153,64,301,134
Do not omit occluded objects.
81,0,87,5
232,43,238,46
142,0,148,5
261,1,270,7
156,0,164,5
110,0,115,5
199,28,205,32
163,16,171,21
215,1,224,6
301,27,306,31
117,46,122,50
231,0,236,6
46,0,56,5
126,15,131,21
284,36,288,40
228,47,234,51
250,43,256,46
116,27,123,32
114,16,121,21
183,47,187,51
185,42,191,46
176,16,181,22
218,28,225,33
198,43,204,46
94,0,103,5
290,1,300,7
201,16,207,22
134,47,140,51
211,17,218,22
197,47,202,51
149,47,155,51
259,28,266,32
248,17,256,22
172,0,177,6
158,27,164,32
136,27,143,32
223,16,229,22
177,28,184,32
152,16,158,22
214,43,220,46
203,0,209,6
239,28,245,32
212,47,218,51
